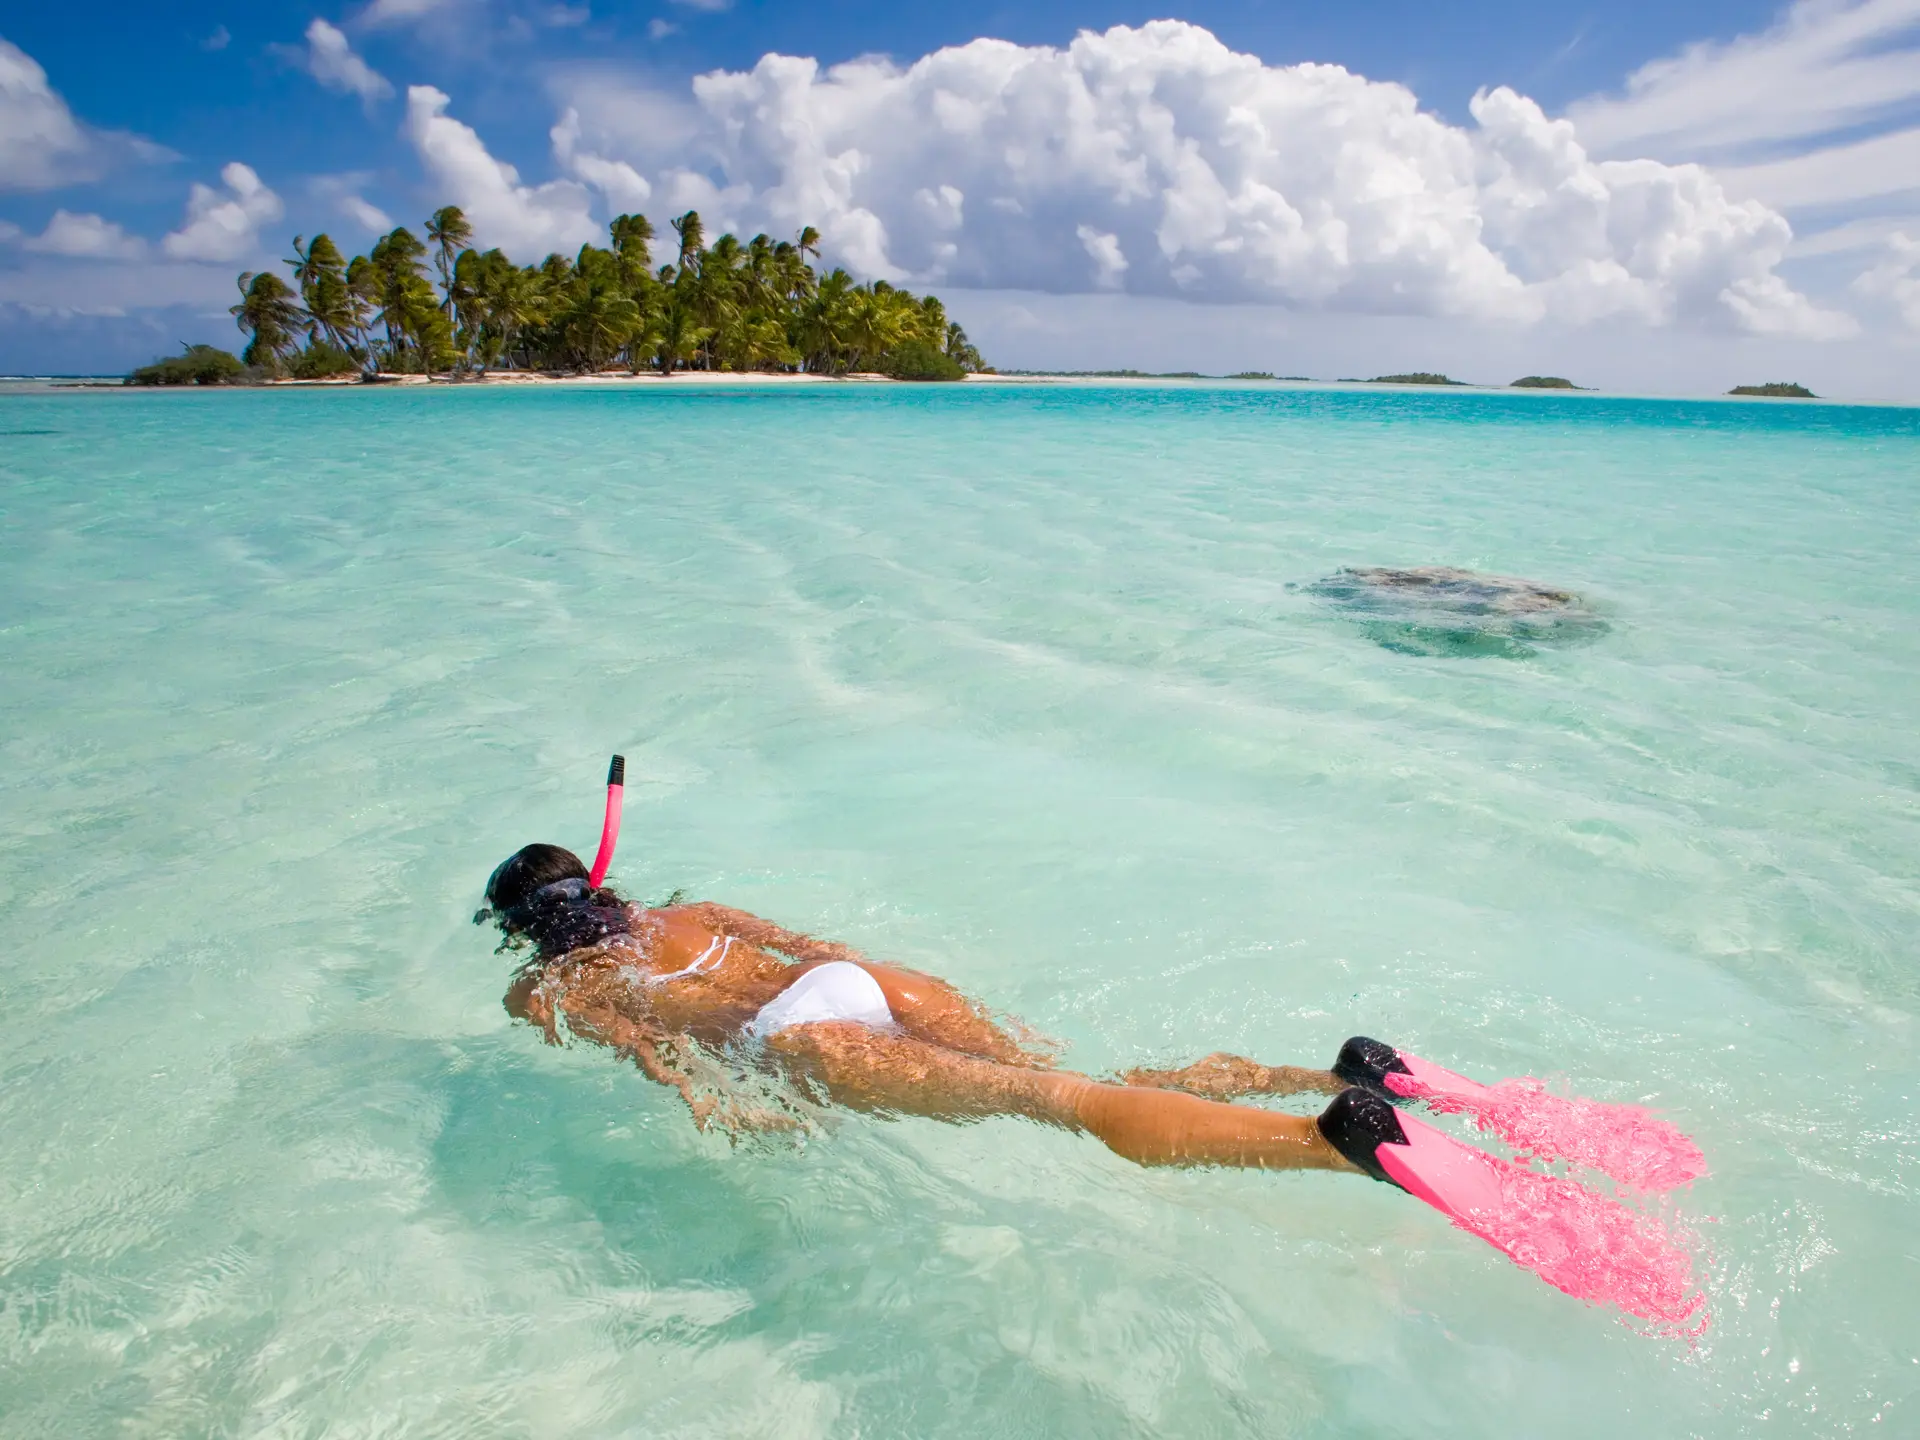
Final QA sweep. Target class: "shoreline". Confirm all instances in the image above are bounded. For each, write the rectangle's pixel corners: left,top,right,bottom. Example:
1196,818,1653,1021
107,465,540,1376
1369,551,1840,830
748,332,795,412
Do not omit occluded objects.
5,372,1912,406
292,369,1058,387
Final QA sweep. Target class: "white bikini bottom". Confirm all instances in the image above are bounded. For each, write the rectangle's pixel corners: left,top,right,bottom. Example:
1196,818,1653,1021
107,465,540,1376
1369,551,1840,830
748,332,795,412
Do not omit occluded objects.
750,961,895,1039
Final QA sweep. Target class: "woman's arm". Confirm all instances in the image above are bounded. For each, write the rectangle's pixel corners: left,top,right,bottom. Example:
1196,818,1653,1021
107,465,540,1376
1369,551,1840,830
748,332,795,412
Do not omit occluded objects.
505,967,727,1127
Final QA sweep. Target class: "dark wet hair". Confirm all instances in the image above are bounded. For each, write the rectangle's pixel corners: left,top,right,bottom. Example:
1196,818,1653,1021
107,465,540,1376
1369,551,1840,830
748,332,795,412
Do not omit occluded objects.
478,843,630,958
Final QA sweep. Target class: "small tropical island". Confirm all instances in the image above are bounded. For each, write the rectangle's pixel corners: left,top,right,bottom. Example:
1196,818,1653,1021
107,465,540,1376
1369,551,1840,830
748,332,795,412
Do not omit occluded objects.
1511,375,1582,389
130,204,988,384
1728,382,1816,397
1368,372,1464,386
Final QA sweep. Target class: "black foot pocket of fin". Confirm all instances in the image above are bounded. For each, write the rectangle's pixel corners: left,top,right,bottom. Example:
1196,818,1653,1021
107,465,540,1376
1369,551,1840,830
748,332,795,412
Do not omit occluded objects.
1317,1087,1410,1187
1332,1035,1411,1102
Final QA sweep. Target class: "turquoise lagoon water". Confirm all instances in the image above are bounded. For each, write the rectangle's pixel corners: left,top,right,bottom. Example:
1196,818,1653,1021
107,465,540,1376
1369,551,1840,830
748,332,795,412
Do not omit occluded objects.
1,381,1916,1437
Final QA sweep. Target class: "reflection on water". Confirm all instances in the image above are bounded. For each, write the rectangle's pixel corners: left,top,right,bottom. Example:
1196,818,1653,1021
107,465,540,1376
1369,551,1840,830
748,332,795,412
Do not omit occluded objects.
1303,565,1610,657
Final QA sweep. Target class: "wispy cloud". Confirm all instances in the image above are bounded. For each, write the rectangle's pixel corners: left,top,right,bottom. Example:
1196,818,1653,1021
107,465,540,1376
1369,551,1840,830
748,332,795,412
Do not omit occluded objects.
1569,0,1920,160
360,0,457,26
1717,124,1920,210
308,172,394,231
301,19,393,105
0,37,171,191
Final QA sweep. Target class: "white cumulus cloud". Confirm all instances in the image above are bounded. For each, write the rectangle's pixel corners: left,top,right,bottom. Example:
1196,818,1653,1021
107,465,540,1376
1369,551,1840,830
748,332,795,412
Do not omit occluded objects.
162,162,285,262
20,209,145,258
558,20,1840,337
303,19,393,104
551,106,651,212
1852,232,1920,331
404,85,600,255
0,37,167,190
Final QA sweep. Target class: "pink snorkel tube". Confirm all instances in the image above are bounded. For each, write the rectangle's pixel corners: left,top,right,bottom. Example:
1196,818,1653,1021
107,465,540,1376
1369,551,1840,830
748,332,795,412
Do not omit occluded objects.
587,754,625,887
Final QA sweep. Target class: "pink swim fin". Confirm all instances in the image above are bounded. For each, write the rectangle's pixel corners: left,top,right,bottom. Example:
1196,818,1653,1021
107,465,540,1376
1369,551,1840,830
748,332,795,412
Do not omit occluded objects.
1332,1037,1706,1193
1316,1089,1707,1335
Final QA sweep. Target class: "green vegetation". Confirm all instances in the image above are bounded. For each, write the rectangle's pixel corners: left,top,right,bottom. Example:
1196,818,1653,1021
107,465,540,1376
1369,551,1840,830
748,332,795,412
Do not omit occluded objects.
286,341,360,379
126,344,246,386
1511,375,1581,389
1729,381,1815,397
880,338,967,381
1369,372,1464,386
205,205,987,382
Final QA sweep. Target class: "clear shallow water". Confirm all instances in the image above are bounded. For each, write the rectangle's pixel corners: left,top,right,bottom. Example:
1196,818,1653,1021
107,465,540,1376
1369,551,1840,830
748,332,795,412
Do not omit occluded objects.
1,382,1916,1437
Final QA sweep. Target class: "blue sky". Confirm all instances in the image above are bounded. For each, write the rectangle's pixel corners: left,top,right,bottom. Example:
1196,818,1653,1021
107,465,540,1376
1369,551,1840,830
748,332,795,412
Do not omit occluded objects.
4,1,1919,392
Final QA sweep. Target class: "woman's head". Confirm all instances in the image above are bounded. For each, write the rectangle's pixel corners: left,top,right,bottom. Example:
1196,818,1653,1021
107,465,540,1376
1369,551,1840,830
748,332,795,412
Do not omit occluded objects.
485,843,589,914
479,843,630,958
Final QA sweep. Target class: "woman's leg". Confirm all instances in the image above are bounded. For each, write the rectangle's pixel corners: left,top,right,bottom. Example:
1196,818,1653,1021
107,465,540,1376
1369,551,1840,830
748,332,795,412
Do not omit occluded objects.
1119,1052,1346,1101
765,1023,1359,1174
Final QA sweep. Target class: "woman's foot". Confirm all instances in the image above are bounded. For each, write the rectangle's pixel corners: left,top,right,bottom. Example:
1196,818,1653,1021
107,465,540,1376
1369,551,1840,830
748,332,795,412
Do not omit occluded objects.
1314,1087,1411,1184
1330,1035,1413,1101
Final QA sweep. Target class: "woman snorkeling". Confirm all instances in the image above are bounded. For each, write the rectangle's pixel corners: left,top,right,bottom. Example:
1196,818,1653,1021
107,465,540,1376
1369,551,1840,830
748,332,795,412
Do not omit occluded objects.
482,839,1392,1175
477,763,1709,1332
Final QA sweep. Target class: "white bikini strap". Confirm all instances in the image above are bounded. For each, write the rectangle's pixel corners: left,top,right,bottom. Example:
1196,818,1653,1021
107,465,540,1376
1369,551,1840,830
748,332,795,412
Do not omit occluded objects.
646,933,733,987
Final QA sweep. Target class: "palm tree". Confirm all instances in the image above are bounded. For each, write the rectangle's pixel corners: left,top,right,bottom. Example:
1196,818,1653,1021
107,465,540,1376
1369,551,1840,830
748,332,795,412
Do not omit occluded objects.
477,256,547,370
231,271,305,372
344,255,380,370
653,302,711,375
610,213,655,275
229,204,985,381
285,236,322,340
944,321,983,371
425,206,473,322
287,233,357,356
671,210,705,271
797,268,855,373
562,280,642,371
368,227,432,369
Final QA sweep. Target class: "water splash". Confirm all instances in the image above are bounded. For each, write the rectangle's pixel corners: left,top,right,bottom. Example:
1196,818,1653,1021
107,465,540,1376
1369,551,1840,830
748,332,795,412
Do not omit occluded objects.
1385,1071,1708,1193
1380,1112,1709,1337
1456,1153,1709,1338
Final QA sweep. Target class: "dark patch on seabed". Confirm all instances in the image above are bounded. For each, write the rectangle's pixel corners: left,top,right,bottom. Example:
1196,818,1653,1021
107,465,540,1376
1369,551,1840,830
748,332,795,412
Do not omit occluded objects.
0,429,61,436
1299,566,1610,658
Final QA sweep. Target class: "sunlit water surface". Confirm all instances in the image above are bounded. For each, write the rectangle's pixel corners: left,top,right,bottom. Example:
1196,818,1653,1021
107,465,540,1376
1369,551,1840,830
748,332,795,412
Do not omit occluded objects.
2,382,1916,1437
